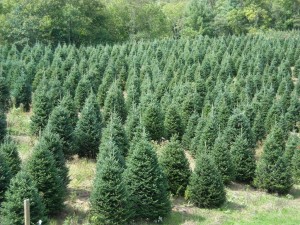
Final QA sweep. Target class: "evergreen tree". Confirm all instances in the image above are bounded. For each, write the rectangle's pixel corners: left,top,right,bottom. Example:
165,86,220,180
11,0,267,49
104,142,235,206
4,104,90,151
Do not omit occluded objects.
0,153,11,203
45,105,74,158
252,110,265,143
141,101,164,141
30,77,52,136
0,110,7,143
182,112,199,149
90,142,130,225
0,137,21,176
27,147,65,215
284,134,300,165
212,133,235,185
74,92,102,158
60,92,78,129
292,147,300,184
124,133,171,220
230,133,256,183
11,72,31,111
255,124,293,194
164,103,184,140
160,136,191,196
38,130,69,186
74,76,92,111
103,81,127,123
0,75,10,111
198,111,218,152
124,105,141,142
0,171,48,225
188,153,226,208
100,113,129,158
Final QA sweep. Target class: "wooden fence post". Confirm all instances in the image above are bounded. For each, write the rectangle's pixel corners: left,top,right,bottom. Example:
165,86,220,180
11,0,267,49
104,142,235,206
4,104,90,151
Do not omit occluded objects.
24,199,30,225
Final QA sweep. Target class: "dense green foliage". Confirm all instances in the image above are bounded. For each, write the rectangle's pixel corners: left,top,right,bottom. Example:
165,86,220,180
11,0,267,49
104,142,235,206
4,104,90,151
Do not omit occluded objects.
0,152,11,203
160,136,191,196
125,133,171,220
0,137,21,176
27,146,66,215
0,171,48,225
90,140,130,224
188,153,226,208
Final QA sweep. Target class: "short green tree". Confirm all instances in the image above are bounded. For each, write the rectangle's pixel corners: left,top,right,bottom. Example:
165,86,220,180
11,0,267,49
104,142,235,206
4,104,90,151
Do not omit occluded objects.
38,130,69,186
0,171,48,225
90,142,130,224
230,133,256,183
255,124,293,194
212,133,235,185
164,103,184,140
124,133,171,220
292,146,300,184
0,75,10,111
27,146,65,215
74,92,102,158
0,153,11,203
0,137,21,176
11,72,31,112
188,153,226,208
160,136,191,196
0,110,7,143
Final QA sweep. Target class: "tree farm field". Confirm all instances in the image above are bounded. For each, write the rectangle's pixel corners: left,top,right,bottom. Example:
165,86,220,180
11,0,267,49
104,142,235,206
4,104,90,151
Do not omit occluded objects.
7,108,300,225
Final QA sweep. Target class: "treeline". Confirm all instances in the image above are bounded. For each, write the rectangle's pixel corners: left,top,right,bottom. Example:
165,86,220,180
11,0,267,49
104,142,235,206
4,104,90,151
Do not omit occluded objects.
0,32,300,224
0,0,300,46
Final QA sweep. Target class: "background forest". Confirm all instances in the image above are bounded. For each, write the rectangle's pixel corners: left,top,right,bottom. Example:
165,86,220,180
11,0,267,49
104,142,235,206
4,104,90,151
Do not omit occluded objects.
0,0,300,46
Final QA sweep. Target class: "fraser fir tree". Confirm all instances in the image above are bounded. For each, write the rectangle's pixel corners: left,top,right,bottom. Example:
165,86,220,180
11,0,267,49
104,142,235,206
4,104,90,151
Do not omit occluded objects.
212,133,235,185
125,105,141,142
0,153,11,203
0,171,48,225
11,72,31,111
74,75,92,111
164,103,184,140
0,110,7,143
90,143,130,225
159,136,191,196
27,147,65,215
0,75,10,111
255,124,293,194
284,134,300,165
230,133,256,183
74,92,102,158
38,130,69,187
30,77,52,136
45,105,74,158
292,147,300,184
124,132,171,220
100,113,129,158
188,153,226,208
182,112,199,149
141,101,164,141
0,137,21,176
103,81,127,123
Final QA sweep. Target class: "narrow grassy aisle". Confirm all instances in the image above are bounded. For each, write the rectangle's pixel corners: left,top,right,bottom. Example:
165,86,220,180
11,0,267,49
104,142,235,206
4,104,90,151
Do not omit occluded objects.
7,108,300,225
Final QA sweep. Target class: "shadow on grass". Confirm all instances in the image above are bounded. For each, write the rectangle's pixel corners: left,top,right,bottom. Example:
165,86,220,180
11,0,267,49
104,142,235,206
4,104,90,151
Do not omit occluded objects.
221,200,246,212
290,186,300,199
163,210,205,225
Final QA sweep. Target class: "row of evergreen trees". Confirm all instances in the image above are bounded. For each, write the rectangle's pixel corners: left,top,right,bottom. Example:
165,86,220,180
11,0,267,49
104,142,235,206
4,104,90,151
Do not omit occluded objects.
0,32,300,223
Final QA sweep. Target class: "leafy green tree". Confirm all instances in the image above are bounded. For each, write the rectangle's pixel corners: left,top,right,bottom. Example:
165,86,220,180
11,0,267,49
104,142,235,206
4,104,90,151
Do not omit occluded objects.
0,152,11,203
182,112,199,149
30,77,52,136
90,142,130,224
11,72,31,111
0,110,7,143
292,147,300,184
230,133,256,183
45,105,74,158
124,132,171,220
255,124,293,194
0,171,48,225
74,92,102,158
160,136,191,196
100,113,129,158
38,130,69,187
212,133,235,185
164,103,184,140
188,153,226,208
141,101,164,141
0,137,21,176
27,146,65,215
103,81,127,123
0,74,10,111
